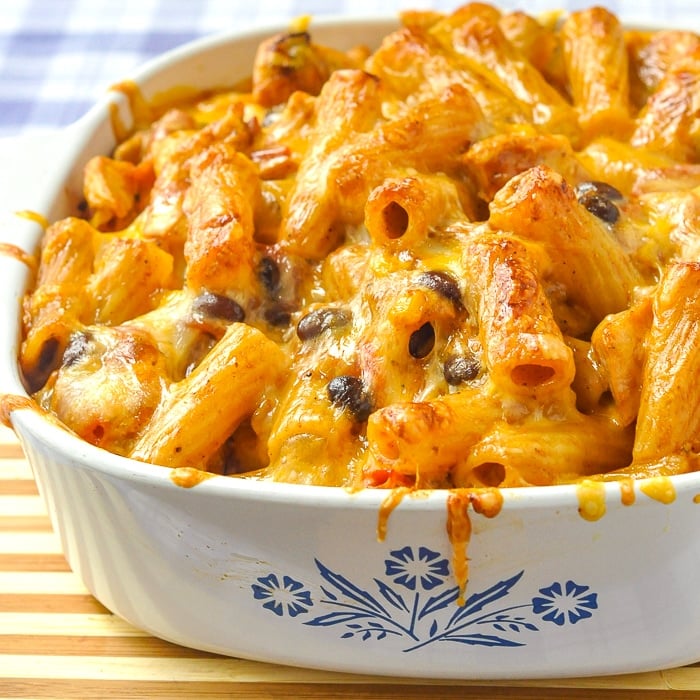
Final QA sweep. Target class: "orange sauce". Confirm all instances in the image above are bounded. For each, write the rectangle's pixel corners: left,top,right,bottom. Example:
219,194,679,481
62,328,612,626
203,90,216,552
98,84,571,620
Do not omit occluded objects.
446,490,473,606
169,466,216,488
0,394,36,429
619,477,636,506
0,242,37,273
468,487,504,518
576,479,606,522
639,476,676,504
16,210,49,229
376,486,411,542
376,486,503,605
693,494,700,504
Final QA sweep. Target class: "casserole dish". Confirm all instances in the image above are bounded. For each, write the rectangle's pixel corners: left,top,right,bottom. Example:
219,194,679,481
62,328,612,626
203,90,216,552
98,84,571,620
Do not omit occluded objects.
2,12,700,680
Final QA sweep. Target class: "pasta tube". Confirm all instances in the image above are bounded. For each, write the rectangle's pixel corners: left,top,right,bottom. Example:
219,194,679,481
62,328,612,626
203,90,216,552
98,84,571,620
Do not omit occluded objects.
34,218,97,287
46,327,168,455
627,29,700,107
83,155,152,229
590,297,652,427
141,103,255,246
631,52,700,162
252,29,362,107
282,79,485,257
448,12,581,142
279,69,384,258
265,361,369,487
633,263,700,462
498,10,565,91
463,234,575,396
366,24,529,126
357,271,463,407
454,416,634,487
366,387,503,485
130,323,288,468
20,288,86,393
183,144,260,295
89,238,174,324
561,7,632,141
364,173,468,248
334,83,486,223
462,125,592,203
488,165,645,332
21,218,99,391
577,137,700,197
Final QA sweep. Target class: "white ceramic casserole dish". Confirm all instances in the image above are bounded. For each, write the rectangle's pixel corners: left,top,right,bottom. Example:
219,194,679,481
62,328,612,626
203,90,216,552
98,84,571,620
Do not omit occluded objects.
2,15,700,680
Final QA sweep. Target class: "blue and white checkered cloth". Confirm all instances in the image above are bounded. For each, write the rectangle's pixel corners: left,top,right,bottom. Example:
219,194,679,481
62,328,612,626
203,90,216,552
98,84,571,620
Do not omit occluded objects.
1,0,699,138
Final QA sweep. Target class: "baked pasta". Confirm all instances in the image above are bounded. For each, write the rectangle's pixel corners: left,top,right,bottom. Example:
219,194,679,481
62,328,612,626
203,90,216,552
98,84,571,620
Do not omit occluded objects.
16,5,700,490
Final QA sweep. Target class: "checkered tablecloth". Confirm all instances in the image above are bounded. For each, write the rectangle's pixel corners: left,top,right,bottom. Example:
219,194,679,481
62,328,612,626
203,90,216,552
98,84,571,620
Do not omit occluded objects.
1,0,699,138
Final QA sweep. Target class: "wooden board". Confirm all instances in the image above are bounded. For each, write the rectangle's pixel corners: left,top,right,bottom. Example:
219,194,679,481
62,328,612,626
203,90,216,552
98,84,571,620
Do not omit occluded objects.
1,423,698,699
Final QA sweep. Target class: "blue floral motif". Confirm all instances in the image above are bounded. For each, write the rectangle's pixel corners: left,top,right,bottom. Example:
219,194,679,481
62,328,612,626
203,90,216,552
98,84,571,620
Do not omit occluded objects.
531,580,598,626
251,573,312,617
384,546,450,591
250,545,599,651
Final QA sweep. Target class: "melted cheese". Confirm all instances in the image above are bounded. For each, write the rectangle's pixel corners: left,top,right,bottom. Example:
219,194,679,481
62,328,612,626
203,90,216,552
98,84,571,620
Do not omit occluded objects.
12,9,700,594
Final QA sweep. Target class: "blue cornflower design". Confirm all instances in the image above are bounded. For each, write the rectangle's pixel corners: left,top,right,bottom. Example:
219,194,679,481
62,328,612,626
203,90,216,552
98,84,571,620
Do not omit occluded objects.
384,545,450,591
252,573,313,617
531,580,598,626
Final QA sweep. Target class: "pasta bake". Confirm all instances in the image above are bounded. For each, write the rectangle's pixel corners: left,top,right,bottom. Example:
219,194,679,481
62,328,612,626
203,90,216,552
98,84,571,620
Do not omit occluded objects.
16,4,700,491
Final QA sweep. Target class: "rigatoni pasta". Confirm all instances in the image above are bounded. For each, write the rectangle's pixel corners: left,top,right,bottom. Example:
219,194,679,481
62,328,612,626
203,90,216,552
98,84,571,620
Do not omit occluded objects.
633,262,700,463
461,233,575,396
560,7,632,141
14,4,700,491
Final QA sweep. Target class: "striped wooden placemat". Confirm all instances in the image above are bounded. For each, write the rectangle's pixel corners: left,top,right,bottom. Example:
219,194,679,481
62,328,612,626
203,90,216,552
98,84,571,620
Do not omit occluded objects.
1,423,699,699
